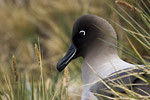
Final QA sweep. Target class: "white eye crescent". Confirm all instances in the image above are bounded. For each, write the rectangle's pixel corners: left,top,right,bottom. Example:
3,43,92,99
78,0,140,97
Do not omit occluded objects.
79,30,86,36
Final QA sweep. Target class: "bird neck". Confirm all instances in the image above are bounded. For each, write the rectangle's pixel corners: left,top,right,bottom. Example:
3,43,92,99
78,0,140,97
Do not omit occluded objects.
81,42,118,83
81,42,136,84
81,44,118,100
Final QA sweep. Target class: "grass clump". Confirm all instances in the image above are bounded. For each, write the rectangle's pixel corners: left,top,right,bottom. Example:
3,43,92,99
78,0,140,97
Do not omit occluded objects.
0,44,72,100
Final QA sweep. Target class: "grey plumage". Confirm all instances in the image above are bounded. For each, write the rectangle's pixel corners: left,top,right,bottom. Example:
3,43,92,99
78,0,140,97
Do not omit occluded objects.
90,66,150,100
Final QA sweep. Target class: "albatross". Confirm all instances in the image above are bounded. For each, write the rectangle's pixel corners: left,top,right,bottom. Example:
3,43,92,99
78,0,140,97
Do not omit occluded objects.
57,14,150,100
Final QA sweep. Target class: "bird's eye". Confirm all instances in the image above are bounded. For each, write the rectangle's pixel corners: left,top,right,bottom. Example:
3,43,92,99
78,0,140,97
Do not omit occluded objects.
79,30,86,36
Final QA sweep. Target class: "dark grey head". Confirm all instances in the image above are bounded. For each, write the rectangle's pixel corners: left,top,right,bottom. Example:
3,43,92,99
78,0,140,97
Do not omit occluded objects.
57,14,116,72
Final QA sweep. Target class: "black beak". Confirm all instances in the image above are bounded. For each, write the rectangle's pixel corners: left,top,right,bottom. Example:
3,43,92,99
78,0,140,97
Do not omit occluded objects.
57,43,77,72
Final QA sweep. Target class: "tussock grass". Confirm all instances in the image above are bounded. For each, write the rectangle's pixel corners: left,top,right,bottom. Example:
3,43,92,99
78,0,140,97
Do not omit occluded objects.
0,44,72,100
0,0,149,100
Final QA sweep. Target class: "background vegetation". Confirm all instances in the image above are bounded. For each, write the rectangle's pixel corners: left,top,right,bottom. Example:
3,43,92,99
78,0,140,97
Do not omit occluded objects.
0,0,149,100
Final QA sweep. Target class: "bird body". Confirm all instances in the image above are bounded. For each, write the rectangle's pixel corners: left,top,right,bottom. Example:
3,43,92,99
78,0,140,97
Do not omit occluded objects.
57,14,150,100
81,53,137,100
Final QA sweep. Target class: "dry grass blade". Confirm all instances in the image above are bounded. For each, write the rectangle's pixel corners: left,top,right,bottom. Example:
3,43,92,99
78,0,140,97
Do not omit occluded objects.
127,30,150,39
93,92,117,100
135,87,150,96
52,89,57,100
127,37,147,66
64,67,70,100
64,68,69,89
61,79,64,100
12,55,18,82
34,43,43,77
0,65,14,100
34,43,46,100
141,14,150,24
35,44,41,66
115,0,142,13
